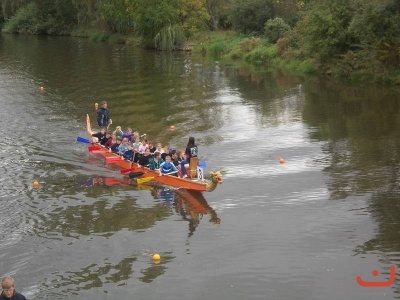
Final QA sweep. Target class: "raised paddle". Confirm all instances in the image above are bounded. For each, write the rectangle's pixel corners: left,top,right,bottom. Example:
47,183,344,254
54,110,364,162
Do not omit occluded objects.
77,137,91,144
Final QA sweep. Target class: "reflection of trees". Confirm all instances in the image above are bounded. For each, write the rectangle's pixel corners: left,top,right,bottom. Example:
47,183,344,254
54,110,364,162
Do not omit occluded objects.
43,256,137,293
72,177,220,238
37,177,171,236
139,252,174,283
302,80,400,200
34,193,172,237
302,79,400,293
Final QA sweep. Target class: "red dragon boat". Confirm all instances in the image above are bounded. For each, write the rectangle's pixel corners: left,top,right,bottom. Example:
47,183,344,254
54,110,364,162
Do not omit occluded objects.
85,114,222,192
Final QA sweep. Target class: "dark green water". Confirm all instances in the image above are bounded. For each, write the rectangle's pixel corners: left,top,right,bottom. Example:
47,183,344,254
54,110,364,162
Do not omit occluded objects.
0,34,399,299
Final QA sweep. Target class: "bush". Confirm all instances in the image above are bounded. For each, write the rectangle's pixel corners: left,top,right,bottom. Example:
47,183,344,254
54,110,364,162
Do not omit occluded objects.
264,17,291,43
229,0,274,34
238,37,263,52
244,44,278,64
2,2,40,34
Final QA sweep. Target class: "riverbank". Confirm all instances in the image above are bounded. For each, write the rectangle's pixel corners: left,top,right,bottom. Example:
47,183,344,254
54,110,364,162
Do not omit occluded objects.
69,28,400,85
3,25,399,85
190,31,400,85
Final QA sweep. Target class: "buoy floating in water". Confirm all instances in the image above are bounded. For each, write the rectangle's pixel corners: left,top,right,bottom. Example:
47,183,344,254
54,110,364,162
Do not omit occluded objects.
39,86,45,93
170,125,175,131
279,158,285,164
33,181,39,188
153,253,160,261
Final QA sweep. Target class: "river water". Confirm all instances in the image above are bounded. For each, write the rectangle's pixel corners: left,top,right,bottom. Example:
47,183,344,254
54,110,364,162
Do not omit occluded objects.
0,34,399,300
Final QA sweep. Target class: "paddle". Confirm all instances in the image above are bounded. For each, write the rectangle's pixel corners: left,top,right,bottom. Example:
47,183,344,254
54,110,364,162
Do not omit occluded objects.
105,156,122,164
77,137,91,144
136,171,178,184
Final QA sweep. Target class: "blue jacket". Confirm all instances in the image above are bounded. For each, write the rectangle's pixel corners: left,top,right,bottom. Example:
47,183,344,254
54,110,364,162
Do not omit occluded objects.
159,162,178,174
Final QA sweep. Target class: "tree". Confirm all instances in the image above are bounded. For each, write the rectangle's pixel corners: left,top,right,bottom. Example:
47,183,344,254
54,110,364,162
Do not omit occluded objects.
126,0,183,49
229,0,274,35
179,0,210,36
294,0,354,62
264,17,291,43
348,0,400,69
99,0,132,33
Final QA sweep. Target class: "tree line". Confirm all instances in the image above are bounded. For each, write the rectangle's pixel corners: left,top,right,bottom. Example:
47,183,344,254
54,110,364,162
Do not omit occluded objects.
1,0,399,81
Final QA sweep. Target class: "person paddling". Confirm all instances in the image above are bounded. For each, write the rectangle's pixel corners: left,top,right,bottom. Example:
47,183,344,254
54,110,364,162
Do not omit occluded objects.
159,155,178,176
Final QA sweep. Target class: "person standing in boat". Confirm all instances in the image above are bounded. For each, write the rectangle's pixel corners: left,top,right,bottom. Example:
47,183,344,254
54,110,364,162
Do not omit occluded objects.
180,137,198,178
97,101,112,128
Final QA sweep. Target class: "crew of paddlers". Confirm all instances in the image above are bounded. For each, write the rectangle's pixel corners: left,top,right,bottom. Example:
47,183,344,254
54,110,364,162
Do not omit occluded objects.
91,101,198,178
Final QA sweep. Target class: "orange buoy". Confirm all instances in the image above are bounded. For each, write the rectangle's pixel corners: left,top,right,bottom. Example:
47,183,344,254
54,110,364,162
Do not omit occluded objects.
279,158,285,164
170,125,175,131
33,181,39,188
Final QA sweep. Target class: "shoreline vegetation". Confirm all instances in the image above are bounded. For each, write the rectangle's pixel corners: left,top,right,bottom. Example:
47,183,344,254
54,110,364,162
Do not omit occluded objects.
1,0,399,85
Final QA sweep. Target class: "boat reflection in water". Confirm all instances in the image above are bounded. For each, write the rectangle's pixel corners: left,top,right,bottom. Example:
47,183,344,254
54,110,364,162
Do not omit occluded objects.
77,176,220,237
152,186,221,237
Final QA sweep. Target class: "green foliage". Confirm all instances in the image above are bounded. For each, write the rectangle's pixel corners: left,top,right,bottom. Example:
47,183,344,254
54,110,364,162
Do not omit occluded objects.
154,25,185,50
127,0,181,47
3,0,78,34
226,36,263,59
180,0,210,36
2,2,38,34
348,0,400,71
2,0,400,81
244,44,278,64
264,17,291,43
294,0,353,62
99,0,133,34
206,37,232,56
35,0,78,35
0,0,31,20
229,0,274,34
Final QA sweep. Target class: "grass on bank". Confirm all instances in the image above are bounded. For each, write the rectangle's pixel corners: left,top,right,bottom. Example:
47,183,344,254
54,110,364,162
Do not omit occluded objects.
193,31,400,85
192,31,317,76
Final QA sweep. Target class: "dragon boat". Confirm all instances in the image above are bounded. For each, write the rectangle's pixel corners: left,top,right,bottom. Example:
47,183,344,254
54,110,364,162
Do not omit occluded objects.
85,114,222,192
